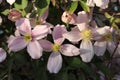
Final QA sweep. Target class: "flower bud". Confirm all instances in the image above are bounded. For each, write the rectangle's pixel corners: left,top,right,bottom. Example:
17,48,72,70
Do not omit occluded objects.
61,11,76,24
8,9,22,22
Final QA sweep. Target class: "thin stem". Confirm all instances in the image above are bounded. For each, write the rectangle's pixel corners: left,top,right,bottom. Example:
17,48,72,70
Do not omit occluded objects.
106,42,119,68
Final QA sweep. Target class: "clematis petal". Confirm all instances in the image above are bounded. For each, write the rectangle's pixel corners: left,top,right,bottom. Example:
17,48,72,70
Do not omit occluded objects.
27,40,43,59
87,0,95,7
63,31,82,43
40,9,49,22
7,35,15,44
107,41,116,54
0,48,6,62
8,36,28,52
94,41,107,56
15,18,31,35
47,52,62,73
77,11,89,23
80,40,94,62
53,24,67,45
93,0,109,9
32,25,48,40
39,40,53,52
6,0,15,5
60,44,80,56
93,26,110,40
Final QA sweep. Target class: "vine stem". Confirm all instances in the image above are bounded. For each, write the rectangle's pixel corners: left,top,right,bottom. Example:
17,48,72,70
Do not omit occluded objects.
106,41,119,68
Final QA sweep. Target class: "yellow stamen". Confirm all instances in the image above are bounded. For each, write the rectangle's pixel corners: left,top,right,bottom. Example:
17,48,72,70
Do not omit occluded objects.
52,44,60,52
24,33,32,42
81,29,92,40
35,20,41,25
104,33,112,41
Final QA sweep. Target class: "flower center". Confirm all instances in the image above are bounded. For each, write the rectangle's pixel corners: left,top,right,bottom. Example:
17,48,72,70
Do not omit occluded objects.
52,44,60,52
81,29,92,40
104,33,112,41
24,33,32,42
35,20,41,25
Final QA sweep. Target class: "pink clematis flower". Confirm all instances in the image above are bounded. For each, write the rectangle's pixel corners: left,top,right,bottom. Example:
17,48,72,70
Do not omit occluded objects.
63,11,96,62
94,26,116,56
39,25,80,73
8,18,49,59
87,0,109,9
28,9,53,33
0,48,6,62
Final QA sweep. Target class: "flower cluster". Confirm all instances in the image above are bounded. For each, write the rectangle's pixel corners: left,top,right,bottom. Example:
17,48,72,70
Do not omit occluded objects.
0,0,120,79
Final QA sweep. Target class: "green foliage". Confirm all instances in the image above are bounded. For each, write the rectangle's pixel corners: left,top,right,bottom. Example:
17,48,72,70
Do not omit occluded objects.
79,0,90,12
67,1,78,14
35,0,50,17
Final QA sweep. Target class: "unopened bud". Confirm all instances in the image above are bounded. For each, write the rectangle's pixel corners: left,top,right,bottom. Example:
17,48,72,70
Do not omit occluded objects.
61,11,76,24
8,9,22,22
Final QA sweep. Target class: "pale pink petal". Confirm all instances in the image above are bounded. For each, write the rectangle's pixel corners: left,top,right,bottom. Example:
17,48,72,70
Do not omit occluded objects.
95,26,110,35
14,29,20,36
27,41,43,59
47,52,62,73
107,41,116,54
94,41,107,56
63,31,81,43
15,18,31,35
0,48,6,62
60,44,80,56
80,40,94,62
40,9,49,22
7,35,15,44
32,25,48,40
77,23,88,31
76,11,89,24
0,16,2,24
8,36,28,52
39,40,53,52
6,0,15,5
93,0,109,9
87,0,95,7
93,26,110,40
53,24,67,45
42,22,53,34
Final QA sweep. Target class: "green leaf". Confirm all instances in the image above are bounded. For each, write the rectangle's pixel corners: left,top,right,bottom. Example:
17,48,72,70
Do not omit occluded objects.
79,0,90,12
95,62,113,78
35,0,50,17
68,57,95,76
14,3,23,10
67,2,78,14
22,0,28,9
104,12,112,19
1,9,9,16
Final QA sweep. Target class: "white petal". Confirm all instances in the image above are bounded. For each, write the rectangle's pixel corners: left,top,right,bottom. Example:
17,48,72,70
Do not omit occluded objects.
80,40,94,62
53,24,67,45
6,0,15,5
63,31,81,43
94,41,107,56
27,41,43,59
0,48,6,62
107,41,116,54
60,44,80,56
8,36,28,52
32,25,48,40
47,52,62,73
